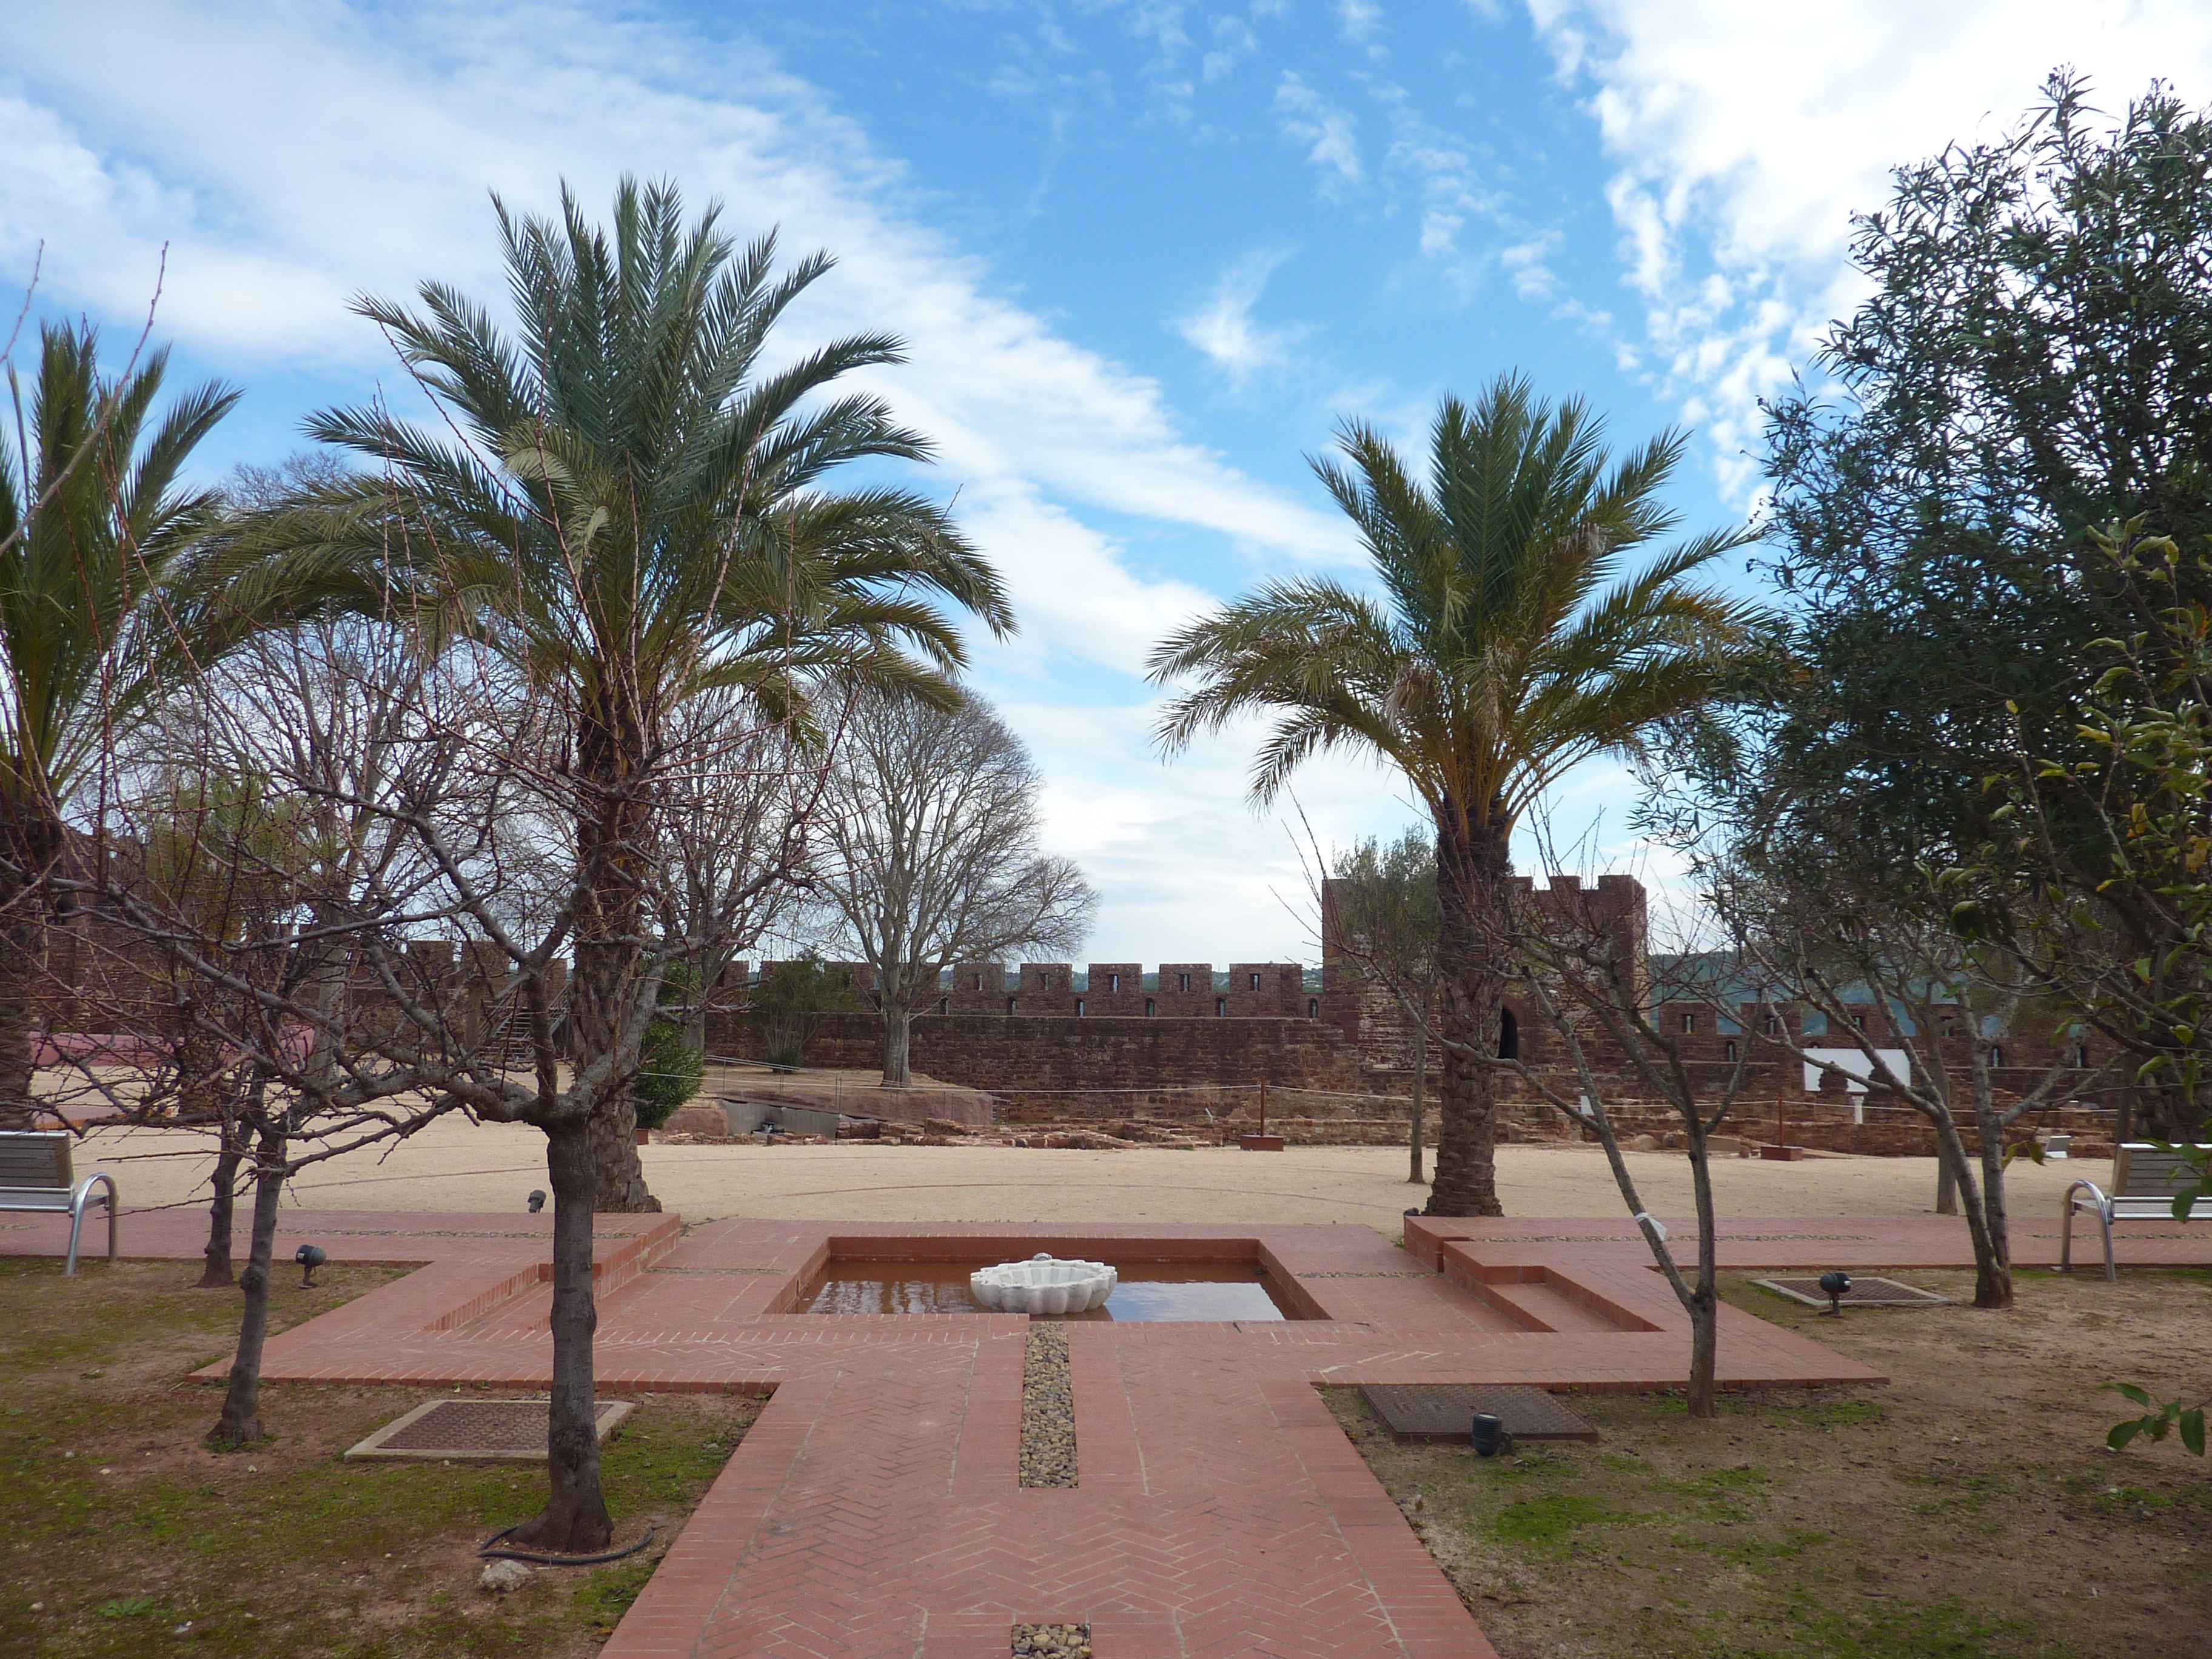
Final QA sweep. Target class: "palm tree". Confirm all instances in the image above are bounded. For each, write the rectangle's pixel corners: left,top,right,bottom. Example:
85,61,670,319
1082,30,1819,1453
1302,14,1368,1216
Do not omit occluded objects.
0,324,241,1129
1150,374,1757,1214
269,178,1013,1210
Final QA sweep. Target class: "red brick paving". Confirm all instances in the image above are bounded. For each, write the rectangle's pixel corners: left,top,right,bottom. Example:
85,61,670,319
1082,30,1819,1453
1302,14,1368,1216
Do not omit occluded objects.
7,1202,2207,1657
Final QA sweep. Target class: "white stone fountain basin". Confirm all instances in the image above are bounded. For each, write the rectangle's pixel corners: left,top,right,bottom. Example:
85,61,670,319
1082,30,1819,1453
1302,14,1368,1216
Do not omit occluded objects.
970,1253,1118,1315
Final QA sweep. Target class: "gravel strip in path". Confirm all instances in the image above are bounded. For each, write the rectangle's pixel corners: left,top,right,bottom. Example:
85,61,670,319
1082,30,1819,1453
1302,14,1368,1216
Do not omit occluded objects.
1019,1324,1076,1487
1012,1622,1091,1657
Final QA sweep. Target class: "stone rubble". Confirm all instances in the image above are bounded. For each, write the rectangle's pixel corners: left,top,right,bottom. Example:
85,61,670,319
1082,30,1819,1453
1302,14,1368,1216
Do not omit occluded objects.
477,1558,534,1594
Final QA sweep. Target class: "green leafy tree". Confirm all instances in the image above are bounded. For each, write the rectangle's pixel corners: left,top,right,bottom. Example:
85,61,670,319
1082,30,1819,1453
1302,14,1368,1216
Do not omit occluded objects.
0,323,245,1129
632,962,705,1131
633,1028,705,1131
261,178,1013,1210
749,956,856,1068
1754,72,2212,1136
1992,518,2212,1447
1153,374,1757,1215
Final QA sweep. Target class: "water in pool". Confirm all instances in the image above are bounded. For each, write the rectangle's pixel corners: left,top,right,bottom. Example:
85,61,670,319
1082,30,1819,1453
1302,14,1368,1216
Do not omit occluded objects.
800,1259,1291,1321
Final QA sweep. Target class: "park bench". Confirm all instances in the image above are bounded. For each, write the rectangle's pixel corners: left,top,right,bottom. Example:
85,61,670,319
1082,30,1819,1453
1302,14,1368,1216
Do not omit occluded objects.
0,1130,118,1275
2061,1141,2208,1282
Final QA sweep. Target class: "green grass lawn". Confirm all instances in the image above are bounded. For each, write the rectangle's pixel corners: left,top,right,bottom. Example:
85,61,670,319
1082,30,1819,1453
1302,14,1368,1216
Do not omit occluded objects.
0,1257,757,1658
1329,1267,2212,1658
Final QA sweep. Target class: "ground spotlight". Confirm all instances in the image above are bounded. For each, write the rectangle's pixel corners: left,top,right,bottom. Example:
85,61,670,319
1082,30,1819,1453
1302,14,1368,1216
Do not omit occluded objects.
1470,1412,1505,1456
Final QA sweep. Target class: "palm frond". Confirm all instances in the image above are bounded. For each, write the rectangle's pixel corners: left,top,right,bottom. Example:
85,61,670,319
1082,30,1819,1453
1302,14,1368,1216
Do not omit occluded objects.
1153,370,1766,835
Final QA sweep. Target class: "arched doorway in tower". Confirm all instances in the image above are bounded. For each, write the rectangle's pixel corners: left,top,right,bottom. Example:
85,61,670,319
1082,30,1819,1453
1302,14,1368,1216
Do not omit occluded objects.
1498,1004,1520,1061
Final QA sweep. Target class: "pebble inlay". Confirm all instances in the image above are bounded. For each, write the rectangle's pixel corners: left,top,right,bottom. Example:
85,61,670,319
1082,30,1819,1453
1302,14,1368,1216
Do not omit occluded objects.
1019,1326,1076,1487
1012,1621,1091,1657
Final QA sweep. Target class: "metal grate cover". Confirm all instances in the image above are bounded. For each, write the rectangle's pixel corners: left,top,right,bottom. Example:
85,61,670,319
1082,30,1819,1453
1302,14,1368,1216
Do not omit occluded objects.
345,1397,634,1462
1359,1383,1598,1442
1754,1275,1948,1309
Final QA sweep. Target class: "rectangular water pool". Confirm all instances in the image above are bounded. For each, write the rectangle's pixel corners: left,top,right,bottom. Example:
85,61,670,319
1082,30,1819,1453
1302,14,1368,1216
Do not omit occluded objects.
799,1259,1293,1321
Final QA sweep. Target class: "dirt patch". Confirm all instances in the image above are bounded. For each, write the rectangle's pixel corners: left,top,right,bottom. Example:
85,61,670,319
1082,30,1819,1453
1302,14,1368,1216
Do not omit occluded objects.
0,1257,757,1657
64,1114,2097,1230
1328,1266,2212,1658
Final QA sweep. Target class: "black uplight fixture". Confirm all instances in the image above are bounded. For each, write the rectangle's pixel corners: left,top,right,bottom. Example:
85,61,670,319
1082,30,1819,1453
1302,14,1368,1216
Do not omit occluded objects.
1818,1270,1852,1316
528,1190,548,1214
1470,1412,1505,1457
295,1243,329,1289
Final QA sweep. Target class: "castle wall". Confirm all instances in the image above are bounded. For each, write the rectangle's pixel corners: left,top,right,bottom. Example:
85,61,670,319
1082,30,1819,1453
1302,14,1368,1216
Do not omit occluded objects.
702,1006,1368,1119
41,857,2112,1151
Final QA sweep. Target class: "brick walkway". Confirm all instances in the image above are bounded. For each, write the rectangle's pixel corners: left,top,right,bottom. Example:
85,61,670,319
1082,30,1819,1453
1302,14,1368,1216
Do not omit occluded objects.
6,1202,2207,1658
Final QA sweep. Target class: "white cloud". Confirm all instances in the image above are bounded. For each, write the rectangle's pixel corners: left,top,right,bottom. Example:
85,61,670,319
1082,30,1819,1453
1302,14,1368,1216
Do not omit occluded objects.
0,1,1356,677
1273,71,1366,195
0,0,1397,962
1337,1,1384,44
1499,231,1563,301
1174,247,1309,384
1203,14,1259,81
1366,79,1500,294
1527,0,2212,499
1007,697,1425,963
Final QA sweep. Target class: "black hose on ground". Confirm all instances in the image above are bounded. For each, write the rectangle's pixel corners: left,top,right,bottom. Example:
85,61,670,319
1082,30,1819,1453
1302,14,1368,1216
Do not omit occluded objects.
478,1522,657,1567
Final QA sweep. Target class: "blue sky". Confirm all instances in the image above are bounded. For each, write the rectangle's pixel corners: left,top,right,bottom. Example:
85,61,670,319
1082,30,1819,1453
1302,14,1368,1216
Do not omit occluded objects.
6,1,2209,964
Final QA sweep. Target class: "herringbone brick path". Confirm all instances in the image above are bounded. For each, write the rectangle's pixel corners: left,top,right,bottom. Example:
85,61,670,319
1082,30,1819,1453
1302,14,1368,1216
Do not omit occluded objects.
12,1203,2204,1657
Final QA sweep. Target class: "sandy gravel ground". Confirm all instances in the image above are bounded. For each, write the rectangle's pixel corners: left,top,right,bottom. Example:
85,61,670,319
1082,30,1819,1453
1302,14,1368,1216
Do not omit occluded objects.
67,1113,2091,1235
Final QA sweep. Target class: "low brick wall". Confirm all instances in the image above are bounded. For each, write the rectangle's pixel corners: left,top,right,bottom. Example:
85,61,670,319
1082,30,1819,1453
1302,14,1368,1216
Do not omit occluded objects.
1592,1099,2116,1159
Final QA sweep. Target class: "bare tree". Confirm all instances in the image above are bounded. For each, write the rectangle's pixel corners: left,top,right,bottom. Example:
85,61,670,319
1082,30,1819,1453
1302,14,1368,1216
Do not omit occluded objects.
657,685,823,1051
1323,829,1442,1182
809,688,1094,1085
68,592,808,1546
1708,865,2102,1310
78,615,519,1446
1485,881,1755,1418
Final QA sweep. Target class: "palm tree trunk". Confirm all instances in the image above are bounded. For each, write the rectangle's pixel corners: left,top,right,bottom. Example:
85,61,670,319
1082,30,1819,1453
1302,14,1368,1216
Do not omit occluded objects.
1408,993,1427,1184
0,898,41,1131
0,816,61,1131
1427,817,1506,1216
571,695,660,1215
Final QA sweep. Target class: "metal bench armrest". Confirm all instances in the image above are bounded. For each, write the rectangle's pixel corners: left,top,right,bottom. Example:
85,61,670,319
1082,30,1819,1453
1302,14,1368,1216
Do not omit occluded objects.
65,1172,116,1276
2061,1179,2116,1282
2064,1178,2111,1216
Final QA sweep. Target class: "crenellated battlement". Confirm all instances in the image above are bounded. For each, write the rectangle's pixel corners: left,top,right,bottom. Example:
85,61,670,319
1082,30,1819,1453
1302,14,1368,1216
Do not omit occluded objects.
723,874,1650,1033
726,959,1315,1019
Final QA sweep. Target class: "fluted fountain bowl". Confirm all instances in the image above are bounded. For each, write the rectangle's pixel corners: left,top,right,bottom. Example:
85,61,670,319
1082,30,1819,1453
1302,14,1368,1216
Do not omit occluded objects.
970,1253,1118,1315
